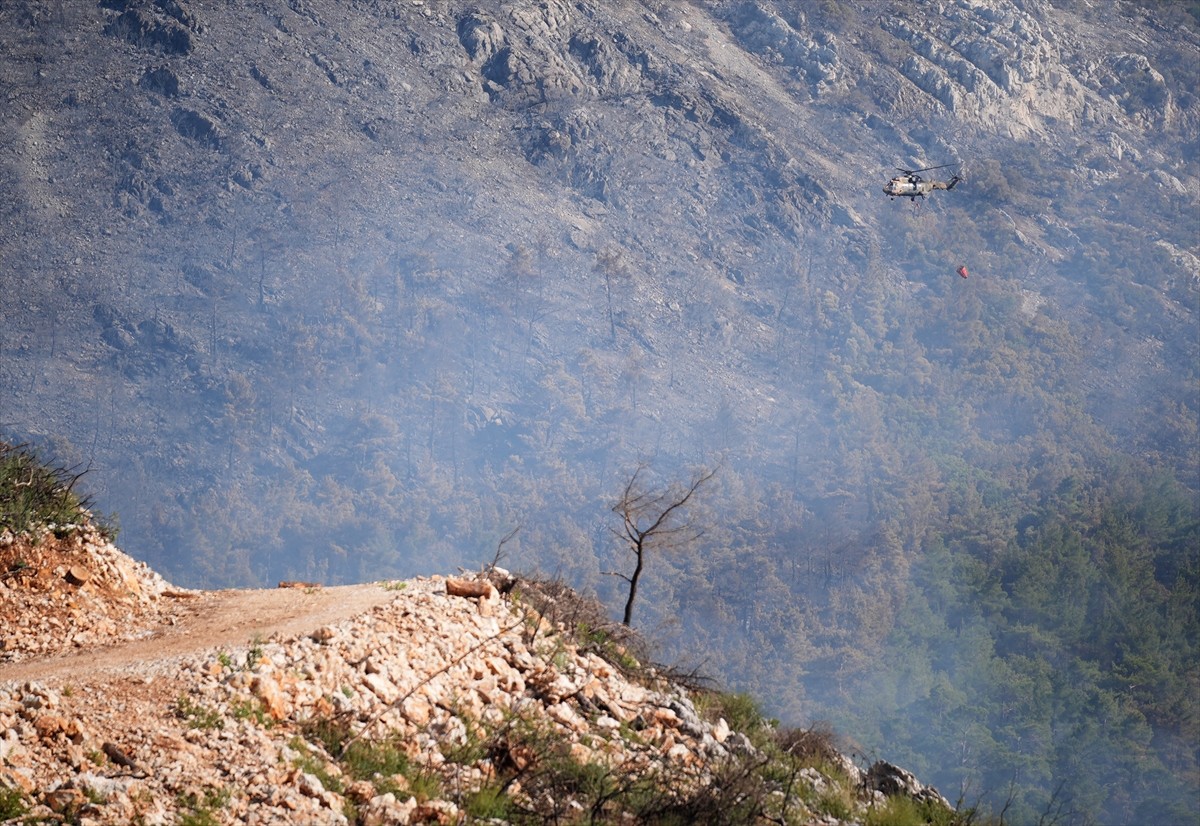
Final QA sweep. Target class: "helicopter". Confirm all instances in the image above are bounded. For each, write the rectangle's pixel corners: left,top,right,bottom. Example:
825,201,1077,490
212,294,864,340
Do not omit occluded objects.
883,163,962,200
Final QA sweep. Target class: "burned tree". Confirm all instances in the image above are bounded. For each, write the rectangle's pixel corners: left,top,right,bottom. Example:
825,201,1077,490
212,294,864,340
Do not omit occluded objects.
608,464,718,626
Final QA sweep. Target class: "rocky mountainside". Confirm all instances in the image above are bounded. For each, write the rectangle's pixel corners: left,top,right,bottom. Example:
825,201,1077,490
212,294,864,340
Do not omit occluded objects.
1,525,952,825
2,2,1197,822
1,0,1194,586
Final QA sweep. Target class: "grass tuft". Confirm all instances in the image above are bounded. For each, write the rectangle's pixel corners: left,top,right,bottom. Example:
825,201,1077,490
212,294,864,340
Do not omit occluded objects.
175,695,224,730
176,788,230,826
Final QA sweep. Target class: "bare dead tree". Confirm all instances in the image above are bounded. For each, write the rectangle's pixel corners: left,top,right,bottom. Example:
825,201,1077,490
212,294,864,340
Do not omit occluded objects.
593,246,631,343
607,464,718,626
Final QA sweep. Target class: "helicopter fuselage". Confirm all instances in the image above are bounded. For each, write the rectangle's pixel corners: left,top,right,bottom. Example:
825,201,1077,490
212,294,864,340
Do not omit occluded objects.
883,174,960,198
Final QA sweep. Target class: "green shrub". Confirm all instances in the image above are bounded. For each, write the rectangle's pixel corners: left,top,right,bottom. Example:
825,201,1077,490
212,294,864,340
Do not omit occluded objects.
814,784,856,821
175,695,223,730
289,740,345,796
0,442,88,535
462,783,514,820
176,788,230,826
694,689,773,744
301,717,441,802
863,794,961,826
342,736,411,782
231,697,274,728
0,785,28,820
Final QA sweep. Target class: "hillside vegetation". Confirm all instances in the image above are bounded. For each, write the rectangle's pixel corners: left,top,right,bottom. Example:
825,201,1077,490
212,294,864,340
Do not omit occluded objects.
1,1,1197,822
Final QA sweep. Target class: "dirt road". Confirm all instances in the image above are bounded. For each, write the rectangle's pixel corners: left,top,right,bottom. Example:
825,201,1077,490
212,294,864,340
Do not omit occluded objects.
0,583,400,685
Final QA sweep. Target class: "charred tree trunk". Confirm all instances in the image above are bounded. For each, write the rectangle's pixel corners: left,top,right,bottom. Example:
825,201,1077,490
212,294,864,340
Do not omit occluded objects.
609,464,717,627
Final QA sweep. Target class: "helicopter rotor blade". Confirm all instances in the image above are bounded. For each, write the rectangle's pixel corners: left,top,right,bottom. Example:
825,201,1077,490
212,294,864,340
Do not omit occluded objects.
901,162,961,174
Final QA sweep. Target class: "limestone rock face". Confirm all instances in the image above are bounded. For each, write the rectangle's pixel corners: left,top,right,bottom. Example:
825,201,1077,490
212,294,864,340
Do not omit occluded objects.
879,2,1083,138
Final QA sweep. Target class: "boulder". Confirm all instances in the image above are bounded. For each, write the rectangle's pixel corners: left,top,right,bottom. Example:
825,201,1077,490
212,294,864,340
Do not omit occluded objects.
865,760,951,809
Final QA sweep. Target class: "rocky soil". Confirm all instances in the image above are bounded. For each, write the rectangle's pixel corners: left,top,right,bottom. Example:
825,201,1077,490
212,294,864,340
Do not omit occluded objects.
1,527,949,824
1,523,193,665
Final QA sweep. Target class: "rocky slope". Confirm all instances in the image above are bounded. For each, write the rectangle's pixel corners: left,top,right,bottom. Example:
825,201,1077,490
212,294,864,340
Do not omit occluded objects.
1,0,1195,589
1,525,952,825
0,523,184,664
1,2,1196,822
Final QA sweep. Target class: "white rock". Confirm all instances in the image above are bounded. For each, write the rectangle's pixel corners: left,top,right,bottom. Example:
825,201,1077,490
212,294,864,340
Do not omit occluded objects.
362,672,399,704
359,792,417,826
712,717,730,743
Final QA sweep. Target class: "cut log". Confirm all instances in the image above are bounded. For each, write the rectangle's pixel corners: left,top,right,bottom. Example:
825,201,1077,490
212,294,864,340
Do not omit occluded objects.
446,578,492,599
